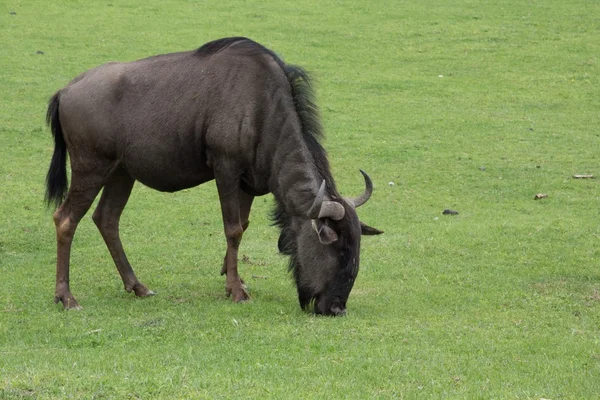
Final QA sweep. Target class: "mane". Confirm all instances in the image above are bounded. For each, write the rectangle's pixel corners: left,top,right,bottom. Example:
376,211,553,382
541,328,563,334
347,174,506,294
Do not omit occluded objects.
271,59,338,283
195,37,250,57
283,64,336,194
195,37,284,65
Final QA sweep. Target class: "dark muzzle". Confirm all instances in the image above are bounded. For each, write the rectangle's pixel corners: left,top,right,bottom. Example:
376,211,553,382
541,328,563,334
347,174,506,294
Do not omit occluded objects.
315,295,347,316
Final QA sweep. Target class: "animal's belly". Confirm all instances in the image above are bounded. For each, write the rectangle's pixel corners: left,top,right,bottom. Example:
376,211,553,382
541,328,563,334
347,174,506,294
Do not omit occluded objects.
124,157,214,193
135,171,215,192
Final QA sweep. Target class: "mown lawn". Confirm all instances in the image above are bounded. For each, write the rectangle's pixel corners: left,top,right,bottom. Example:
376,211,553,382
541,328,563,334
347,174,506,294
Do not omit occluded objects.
1,0,599,398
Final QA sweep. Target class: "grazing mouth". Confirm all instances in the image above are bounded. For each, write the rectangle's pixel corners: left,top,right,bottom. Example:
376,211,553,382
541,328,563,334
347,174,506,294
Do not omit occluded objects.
298,287,347,316
314,295,347,317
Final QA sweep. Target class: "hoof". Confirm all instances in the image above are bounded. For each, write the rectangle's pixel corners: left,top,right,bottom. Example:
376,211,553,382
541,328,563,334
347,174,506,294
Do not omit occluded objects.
132,283,155,297
55,294,82,310
232,293,250,303
226,286,250,302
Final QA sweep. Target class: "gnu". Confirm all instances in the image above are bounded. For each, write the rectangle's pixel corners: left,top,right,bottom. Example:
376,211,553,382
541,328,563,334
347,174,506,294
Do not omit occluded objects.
45,37,382,316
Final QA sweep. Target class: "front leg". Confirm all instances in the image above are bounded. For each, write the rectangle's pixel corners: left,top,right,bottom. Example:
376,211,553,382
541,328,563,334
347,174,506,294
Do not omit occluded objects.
221,191,254,277
215,175,251,302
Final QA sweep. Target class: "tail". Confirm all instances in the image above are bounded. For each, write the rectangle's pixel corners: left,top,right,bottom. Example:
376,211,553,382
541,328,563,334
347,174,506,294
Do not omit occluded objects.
45,92,68,208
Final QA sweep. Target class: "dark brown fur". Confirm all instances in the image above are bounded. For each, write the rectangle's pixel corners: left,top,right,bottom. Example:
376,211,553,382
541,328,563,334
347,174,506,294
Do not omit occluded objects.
45,37,382,314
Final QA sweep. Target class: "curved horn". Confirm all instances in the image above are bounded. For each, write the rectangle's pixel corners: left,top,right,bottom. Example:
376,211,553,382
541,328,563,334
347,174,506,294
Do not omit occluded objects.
318,201,345,221
306,180,346,221
306,180,326,219
349,170,373,208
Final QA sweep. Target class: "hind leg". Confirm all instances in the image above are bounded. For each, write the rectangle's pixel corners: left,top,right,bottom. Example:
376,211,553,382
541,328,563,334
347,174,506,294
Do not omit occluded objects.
54,168,108,309
92,167,154,298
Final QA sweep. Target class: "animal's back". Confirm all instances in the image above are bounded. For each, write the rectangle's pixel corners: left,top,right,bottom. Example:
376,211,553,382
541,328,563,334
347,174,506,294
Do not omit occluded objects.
56,39,294,193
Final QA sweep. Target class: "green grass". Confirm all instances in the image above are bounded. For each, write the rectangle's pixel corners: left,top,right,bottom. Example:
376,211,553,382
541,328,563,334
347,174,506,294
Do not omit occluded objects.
1,0,600,398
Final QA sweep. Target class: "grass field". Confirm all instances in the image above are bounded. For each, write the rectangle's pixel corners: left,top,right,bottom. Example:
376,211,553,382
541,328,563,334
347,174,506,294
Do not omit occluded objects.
1,0,599,398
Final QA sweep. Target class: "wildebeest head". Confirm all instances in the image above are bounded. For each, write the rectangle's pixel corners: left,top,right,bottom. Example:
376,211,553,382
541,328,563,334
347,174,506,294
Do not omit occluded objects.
276,170,383,316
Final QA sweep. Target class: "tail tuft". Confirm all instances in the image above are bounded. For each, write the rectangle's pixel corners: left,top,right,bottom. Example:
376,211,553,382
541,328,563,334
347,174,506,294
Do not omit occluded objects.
45,92,68,208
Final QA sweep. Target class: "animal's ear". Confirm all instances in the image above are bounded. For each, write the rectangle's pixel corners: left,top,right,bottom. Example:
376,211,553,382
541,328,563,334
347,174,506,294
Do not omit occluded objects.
360,221,384,235
312,220,339,245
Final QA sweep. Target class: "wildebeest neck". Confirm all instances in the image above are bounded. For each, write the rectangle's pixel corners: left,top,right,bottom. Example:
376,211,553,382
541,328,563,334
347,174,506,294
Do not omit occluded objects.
267,62,337,216
269,137,336,217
